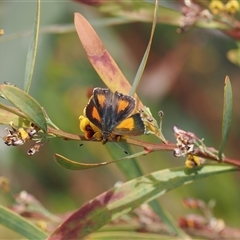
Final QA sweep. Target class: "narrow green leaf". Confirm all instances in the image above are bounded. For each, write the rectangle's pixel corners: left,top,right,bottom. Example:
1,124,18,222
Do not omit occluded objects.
86,231,175,239
54,150,146,170
24,0,40,93
54,153,109,170
100,2,228,30
106,144,188,238
0,18,136,44
129,0,158,96
0,205,47,239
0,108,23,125
0,85,47,132
218,76,233,160
106,143,143,178
48,165,237,240
149,201,188,239
0,102,28,120
0,108,30,126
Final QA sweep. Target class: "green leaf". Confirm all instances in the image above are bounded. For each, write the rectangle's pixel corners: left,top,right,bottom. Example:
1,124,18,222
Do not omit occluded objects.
0,205,47,239
0,108,29,126
0,85,47,132
129,0,158,96
99,2,228,30
56,146,188,237
48,165,237,240
106,143,143,178
24,0,40,93
86,231,176,239
218,76,233,160
54,150,146,170
149,200,188,239
54,153,109,170
106,144,188,238
0,102,28,120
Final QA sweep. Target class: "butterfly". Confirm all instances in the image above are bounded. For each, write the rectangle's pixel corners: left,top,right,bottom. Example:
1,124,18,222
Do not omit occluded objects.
84,88,146,144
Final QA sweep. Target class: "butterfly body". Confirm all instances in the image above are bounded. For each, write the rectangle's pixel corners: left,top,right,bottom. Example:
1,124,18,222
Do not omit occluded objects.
85,88,145,144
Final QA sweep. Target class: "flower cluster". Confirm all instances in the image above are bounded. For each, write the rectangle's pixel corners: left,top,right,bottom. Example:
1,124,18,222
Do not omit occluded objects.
179,1,212,32
173,126,196,157
179,0,240,33
173,126,206,168
2,122,42,155
209,0,240,15
3,122,39,146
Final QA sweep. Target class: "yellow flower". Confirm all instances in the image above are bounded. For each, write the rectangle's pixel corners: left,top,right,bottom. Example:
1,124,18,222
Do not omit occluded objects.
225,0,240,14
209,0,225,15
185,154,202,168
79,115,102,141
18,128,30,141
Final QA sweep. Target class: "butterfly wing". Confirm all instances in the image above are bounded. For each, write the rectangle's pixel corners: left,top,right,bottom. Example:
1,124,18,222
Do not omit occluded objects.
113,91,136,123
84,88,110,129
92,88,112,113
113,113,145,136
84,96,102,130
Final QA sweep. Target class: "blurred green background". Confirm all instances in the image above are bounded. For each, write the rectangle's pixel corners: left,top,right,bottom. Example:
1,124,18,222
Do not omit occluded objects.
1,1,240,238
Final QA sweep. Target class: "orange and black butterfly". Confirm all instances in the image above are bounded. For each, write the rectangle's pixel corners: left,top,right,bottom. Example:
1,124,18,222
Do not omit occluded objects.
84,88,146,144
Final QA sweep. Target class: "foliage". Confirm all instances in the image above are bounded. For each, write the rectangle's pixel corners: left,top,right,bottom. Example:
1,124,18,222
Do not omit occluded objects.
1,0,240,239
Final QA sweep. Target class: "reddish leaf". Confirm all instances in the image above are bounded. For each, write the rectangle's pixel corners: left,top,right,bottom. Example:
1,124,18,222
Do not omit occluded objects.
74,13,143,108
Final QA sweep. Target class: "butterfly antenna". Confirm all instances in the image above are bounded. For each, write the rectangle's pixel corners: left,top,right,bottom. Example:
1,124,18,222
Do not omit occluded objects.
80,136,128,154
112,140,129,155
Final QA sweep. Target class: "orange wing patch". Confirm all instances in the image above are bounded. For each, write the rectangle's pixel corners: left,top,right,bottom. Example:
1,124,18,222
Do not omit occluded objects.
117,99,132,114
96,94,106,109
116,117,135,131
114,113,145,136
92,106,101,122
